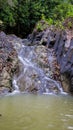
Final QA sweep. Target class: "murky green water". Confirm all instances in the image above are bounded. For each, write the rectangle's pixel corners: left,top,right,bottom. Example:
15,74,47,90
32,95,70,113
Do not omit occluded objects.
0,94,73,130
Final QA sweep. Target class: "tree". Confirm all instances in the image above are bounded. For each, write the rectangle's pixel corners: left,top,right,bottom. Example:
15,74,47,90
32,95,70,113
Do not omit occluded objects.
0,0,73,37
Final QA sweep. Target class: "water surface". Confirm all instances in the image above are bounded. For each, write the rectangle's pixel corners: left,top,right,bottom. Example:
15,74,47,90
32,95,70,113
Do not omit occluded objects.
0,94,73,130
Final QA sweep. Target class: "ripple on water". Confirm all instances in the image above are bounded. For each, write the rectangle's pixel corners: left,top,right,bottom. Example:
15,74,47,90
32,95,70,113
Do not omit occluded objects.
68,126,73,130
65,114,73,118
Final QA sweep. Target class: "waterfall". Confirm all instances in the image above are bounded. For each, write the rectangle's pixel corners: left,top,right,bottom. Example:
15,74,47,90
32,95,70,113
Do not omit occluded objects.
12,79,20,94
12,42,65,95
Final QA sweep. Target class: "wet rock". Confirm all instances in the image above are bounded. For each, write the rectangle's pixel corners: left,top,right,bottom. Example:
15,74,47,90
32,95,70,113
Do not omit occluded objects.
0,87,10,94
61,74,70,93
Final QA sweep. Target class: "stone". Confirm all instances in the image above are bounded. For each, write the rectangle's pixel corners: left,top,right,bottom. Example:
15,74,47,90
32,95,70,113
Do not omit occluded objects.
0,32,19,94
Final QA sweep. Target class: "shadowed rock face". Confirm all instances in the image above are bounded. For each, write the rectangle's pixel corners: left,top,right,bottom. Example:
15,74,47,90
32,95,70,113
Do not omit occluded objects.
0,32,19,94
54,31,73,93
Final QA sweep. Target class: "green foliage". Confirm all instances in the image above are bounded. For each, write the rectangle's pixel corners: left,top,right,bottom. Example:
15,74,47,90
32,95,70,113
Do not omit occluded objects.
0,0,15,31
53,3,73,21
0,0,73,36
67,21,72,28
36,20,49,31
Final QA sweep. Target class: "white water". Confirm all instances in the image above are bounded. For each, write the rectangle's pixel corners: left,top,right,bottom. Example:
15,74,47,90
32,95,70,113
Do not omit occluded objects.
12,79,20,94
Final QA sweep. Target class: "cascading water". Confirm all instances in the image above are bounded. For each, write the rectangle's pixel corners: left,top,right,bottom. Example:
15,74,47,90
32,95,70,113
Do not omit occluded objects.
12,40,64,94
12,79,20,93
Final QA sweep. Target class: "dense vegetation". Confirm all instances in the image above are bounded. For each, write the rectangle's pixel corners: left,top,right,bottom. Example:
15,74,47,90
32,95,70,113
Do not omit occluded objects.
0,0,73,37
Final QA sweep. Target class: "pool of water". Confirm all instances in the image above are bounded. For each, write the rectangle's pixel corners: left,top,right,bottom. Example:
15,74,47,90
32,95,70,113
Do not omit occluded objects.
0,94,73,130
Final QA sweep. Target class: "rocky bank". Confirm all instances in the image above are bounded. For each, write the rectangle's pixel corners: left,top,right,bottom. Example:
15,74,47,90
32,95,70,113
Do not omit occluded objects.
0,24,73,94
